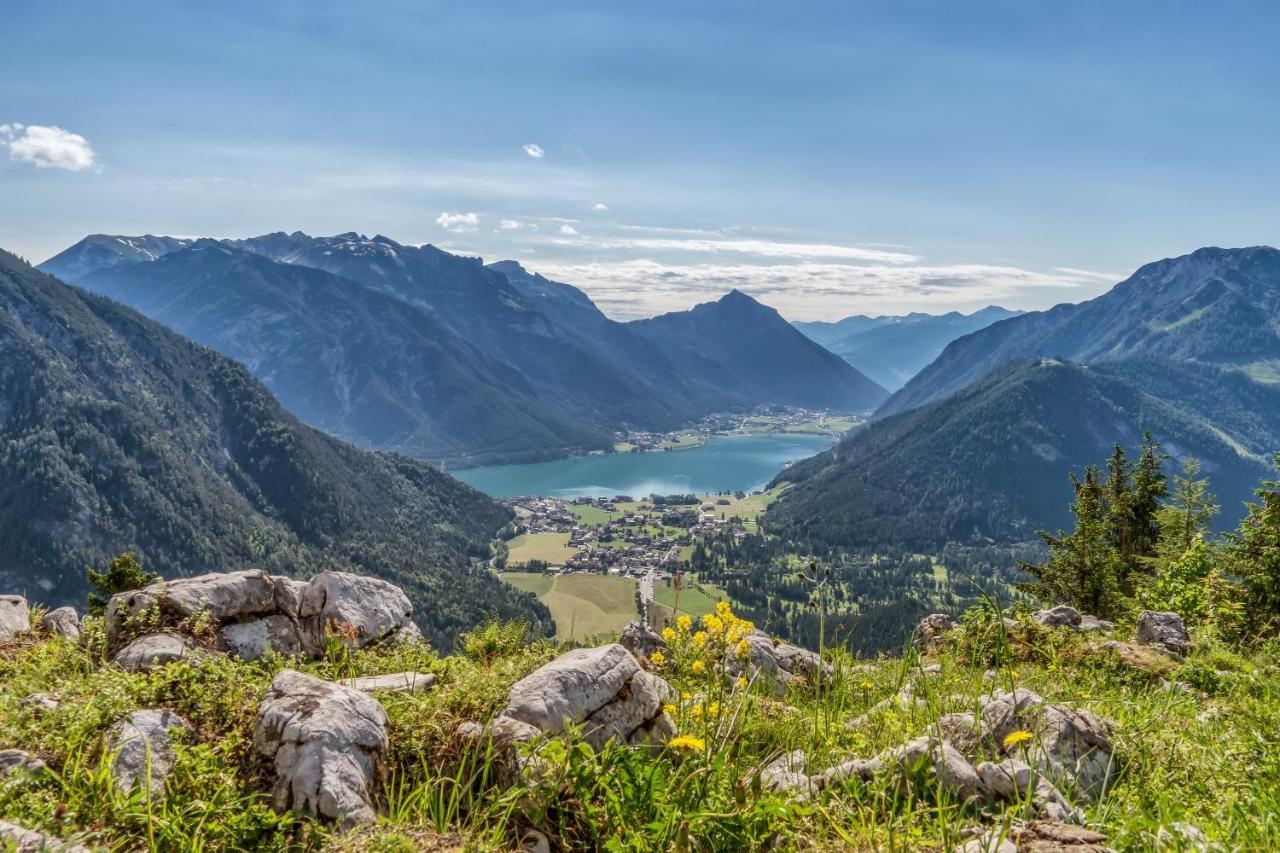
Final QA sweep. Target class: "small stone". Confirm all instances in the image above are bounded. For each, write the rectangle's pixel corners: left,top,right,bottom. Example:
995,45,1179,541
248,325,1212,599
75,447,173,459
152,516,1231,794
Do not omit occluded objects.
38,606,81,642
758,749,814,794
342,672,437,693
1157,822,1209,851
19,693,59,713
0,595,30,643
0,820,88,853
913,613,957,652
107,709,187,797
1033,605,1082,629
520,829,551,853
1078,614,1114,632
0,749,48,779
113,633,190,672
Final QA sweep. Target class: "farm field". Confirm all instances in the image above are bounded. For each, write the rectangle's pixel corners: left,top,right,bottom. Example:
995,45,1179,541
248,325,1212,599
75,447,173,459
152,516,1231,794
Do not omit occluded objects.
504,532,578,565
567,503,618,525
652,577,727,618
499,571,638,641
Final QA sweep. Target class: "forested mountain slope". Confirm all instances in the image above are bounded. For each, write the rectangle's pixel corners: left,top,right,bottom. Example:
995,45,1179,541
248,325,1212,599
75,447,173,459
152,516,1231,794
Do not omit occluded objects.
766,357,1279,550
0,250,549,648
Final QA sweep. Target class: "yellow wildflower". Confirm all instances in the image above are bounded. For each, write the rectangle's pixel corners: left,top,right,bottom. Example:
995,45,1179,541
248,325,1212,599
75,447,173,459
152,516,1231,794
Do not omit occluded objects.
669,734,705,752
1002,730,1034,749
691,660,707,676
663,704,677,717
661,626,676,643
691,703,704,720
702,614,724,636
735,676,748,690
676,614,692,633
681,692,692,701
692,631,708,650
650,650,666,668
706,701,720,719
735,639,752,660
859,680,875,690
716,601,733,619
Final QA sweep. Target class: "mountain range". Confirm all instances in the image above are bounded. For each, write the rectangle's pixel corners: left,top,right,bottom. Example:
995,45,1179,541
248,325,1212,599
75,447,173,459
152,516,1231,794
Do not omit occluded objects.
0,249,550,649
770,247,1280,549
794,306,1022,390
42,233,887,466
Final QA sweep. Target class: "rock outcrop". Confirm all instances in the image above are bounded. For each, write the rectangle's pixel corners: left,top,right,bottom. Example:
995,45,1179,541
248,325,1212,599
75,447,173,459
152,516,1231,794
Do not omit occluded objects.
733,630,831,694
619,621,666,660
0,820,88,853
0,595,29,643
492,644,675,750
253,670,389,828
913,613,957,652
1032,605,1082,629
107,709,187,797
0,749,48,779
980,689,1115,797
113,634,192,672
1136,610,1191,658
104,570,422,664
342,672,437,694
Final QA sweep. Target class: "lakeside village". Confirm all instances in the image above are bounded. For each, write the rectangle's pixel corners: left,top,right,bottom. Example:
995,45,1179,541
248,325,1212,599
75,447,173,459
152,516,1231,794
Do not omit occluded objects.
603,405,858,454
500,492,752,583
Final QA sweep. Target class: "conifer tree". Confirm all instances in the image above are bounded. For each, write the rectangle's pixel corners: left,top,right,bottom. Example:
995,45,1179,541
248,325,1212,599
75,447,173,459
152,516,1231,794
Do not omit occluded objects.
1226,453,1280,637
1131,432,1168,558
1022,465,1126,618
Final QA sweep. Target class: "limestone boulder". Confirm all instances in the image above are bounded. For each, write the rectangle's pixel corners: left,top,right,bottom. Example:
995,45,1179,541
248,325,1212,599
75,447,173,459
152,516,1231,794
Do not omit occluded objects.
981,689,1116,797
0,595,29,642
913,613,957,652
113,634,191,672
495,643,674,750
1032,605,1082,629
37,606,81,642
298,572,414,656
0,820,88,853
342,672,437,694
253,670,389,828
1078,614,1114,633
1136,610,1191,658
733,630,831,694
0,749,48,779
107,709,187,797
218,615,302,661
975,758,1079,822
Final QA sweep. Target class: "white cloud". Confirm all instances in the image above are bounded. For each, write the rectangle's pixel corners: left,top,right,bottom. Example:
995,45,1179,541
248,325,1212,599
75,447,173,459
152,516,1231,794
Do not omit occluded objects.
3,124,97,171
592,202,608,211
522,143,545,159
499,218,536,231
550,234,919,264
558,224,579,236
529,258,1097,320
435,211,480,233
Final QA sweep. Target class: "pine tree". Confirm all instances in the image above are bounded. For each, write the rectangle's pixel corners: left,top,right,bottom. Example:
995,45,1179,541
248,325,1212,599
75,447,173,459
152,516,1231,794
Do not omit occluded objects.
1131,432,1168,558
1021,465,1126,618
1104,444,1137,592
86,551,159,615
1226,454,1280,638
1156,458,1219,558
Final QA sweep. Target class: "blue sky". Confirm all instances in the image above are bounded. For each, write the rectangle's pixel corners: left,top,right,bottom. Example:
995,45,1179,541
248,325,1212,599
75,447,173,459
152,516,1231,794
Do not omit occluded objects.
4,1,1279,319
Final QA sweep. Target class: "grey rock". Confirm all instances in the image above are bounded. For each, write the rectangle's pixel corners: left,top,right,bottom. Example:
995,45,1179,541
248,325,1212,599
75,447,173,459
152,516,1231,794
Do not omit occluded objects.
152,569,280,621
758,749,815,794
976,757,1079,823
1137,610,1191,657
37,607,81,642
496,643,673,749
1157,822,1210,851
1078,614,1114,632
732,630,831,694
0,749,48,779
1033,605,1082,629
981,689,1115,797
520,829,551,853
913,613,957,652
879,736,986,803
113,633,190,672
218,615,301,661
107,709,187,797
0,595,29,642
253,669,389,828
19,693,59,713
272,576,308,619
954,832,1017,853
937,712,991,758
342,672,437,693
0,820,88,853
298,572,414,656
619,620,667,660
103,589,159,644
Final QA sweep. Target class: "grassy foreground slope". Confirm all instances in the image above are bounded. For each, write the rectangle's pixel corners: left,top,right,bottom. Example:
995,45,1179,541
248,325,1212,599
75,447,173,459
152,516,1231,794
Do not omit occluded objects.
1,605,1277,851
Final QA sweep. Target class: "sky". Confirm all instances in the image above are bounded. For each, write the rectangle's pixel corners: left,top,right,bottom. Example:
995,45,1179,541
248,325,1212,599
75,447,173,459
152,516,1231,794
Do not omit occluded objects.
3,1,1280,321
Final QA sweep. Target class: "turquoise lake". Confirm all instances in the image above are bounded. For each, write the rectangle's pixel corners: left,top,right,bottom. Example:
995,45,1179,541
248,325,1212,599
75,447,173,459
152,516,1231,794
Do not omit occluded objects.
454,433,834,498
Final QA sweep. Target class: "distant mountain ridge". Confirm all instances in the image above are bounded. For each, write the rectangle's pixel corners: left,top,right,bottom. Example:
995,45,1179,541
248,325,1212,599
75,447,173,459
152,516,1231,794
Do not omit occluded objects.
878,246,1280,417
0,249,550,648
629,290,889,410
795,306,1022,390
42,232,885,466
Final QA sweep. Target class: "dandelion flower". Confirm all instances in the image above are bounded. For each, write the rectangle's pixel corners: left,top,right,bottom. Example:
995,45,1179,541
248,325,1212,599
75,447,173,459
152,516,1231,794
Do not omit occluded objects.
669,734,705,752
692,660,707,676
1003,730,1034,749
859,680,875,691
